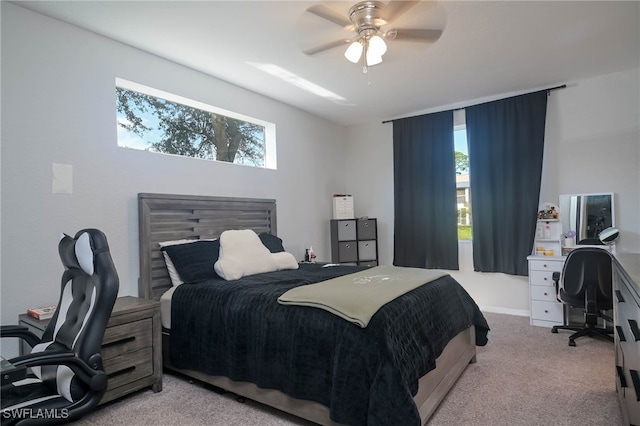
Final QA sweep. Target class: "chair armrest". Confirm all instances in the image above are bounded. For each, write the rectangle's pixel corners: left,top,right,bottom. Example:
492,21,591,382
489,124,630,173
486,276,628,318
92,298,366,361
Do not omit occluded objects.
552,272,561,302
0,325,41,347
9,351,108,392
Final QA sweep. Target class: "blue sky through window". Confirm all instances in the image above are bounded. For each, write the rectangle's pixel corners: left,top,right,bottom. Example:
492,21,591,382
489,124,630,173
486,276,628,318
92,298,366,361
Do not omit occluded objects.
454,128,468,155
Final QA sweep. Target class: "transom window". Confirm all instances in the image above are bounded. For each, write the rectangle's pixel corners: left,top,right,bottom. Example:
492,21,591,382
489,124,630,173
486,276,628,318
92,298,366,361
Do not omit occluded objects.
115,78,276,169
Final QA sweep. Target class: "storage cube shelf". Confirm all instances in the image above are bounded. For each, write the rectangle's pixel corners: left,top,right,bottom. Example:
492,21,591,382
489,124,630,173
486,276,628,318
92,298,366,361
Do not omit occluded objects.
330,218,378,266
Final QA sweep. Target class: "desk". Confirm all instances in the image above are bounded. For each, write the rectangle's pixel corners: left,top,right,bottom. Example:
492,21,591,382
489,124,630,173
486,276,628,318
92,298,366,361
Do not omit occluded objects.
613,253,640,425
528,247,616,328
1,356,26,385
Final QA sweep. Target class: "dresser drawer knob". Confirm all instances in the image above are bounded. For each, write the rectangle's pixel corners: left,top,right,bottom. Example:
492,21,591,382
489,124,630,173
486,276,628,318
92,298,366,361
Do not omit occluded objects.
544,310,549,313
543,292,548,296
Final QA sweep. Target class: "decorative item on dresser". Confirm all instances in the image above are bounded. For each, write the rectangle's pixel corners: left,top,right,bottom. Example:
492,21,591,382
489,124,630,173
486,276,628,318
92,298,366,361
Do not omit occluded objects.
330,217,378,266
534,202,562,257
18,296,162,404
613,253,640,425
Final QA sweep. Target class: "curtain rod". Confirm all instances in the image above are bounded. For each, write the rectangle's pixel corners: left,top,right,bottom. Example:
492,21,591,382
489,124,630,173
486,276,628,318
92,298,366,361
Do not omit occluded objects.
381,84,567,124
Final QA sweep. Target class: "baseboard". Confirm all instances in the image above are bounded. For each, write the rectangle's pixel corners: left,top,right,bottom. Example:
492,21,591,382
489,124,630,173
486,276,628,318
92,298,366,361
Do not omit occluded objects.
479,306,530,317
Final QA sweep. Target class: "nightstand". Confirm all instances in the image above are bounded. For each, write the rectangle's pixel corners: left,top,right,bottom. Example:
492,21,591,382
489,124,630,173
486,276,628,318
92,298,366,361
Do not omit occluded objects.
18,296,162,404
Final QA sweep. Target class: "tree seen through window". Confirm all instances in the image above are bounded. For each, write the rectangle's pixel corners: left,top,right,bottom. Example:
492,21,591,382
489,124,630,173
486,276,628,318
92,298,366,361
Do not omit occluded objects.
455,127,471,240
116,80,274,168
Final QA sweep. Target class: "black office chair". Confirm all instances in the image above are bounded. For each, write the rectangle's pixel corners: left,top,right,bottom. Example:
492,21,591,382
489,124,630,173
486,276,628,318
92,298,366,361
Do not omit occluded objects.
1,229,119,425
551,247,614,346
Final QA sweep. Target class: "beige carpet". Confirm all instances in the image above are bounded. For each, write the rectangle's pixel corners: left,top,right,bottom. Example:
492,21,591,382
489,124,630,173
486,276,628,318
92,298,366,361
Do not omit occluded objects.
76,312,622,425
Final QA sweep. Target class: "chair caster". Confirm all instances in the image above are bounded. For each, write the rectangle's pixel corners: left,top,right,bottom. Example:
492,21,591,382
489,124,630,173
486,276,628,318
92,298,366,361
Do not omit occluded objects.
551,327,558,334
569,340,576,347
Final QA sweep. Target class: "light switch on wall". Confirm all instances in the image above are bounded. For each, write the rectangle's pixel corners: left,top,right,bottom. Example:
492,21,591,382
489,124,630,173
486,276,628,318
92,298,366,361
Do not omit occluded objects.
52,163,73,194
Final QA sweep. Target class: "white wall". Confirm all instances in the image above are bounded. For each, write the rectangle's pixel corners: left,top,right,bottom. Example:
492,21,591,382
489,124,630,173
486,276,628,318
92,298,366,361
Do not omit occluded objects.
346,68,640,316
0,4,348,357
2,2,638,357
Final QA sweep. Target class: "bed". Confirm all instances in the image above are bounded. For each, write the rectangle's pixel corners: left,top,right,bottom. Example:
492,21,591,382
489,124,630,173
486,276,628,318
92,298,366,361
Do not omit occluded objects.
137,192,489,425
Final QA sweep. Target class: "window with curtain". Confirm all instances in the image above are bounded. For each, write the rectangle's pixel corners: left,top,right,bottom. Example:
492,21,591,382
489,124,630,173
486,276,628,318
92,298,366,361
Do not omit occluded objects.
392,90,548,276
465,91,548,276
393,110,459,270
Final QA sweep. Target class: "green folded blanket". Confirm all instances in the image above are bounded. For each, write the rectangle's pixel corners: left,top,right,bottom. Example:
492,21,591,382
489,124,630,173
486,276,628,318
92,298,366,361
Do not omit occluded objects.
277,265,448,327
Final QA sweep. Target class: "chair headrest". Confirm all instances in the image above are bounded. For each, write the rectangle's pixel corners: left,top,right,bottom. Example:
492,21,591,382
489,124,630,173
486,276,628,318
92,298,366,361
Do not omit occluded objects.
59,229,110,275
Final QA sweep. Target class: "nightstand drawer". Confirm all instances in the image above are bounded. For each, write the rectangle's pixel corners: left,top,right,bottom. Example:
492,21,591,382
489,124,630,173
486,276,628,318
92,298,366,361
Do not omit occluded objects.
530,270,556,287
531,300,564,322
103,346,153,390
531,285,557,302
102,318,152,359
529,259,563,273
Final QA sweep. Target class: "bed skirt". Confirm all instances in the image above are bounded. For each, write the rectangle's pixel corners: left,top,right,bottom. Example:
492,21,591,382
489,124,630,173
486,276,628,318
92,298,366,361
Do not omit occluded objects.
161,326,476,425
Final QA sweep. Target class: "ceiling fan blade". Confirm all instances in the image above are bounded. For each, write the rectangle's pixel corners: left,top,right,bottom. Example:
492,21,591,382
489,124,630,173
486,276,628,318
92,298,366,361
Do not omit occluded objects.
303,39,351,56
380,1,420,23
387,28,442,42
306,5,352,28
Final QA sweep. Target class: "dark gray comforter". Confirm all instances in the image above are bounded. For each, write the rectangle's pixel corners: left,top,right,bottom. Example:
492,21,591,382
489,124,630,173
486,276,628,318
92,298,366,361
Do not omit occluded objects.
170,263,489,426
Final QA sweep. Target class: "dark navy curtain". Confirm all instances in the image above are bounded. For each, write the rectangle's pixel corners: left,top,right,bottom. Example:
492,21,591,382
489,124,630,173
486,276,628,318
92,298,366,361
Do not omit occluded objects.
466,91,548,276
393,110,458,270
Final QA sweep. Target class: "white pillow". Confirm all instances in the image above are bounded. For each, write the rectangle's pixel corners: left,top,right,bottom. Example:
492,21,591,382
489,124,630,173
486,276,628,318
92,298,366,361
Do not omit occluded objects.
159,239,214,286
272,252,299,271
214,230,278,281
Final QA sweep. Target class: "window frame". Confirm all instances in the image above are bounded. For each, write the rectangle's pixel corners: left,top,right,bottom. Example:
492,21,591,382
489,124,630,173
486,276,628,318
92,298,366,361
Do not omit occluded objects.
115,78,277,170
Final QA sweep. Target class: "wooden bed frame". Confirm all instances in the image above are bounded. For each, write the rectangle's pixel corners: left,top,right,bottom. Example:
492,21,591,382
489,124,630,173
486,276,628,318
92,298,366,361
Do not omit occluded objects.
137,192,477,425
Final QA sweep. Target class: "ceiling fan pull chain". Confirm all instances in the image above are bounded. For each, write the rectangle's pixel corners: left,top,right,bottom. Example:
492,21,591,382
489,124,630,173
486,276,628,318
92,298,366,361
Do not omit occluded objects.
362,38,369,73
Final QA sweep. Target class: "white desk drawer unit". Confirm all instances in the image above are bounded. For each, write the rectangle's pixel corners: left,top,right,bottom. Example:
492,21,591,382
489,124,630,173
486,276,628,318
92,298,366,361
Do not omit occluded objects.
528,256,565,327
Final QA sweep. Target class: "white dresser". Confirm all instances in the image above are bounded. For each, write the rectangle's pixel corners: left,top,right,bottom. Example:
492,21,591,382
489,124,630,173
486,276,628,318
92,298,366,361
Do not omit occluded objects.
528,255,565,327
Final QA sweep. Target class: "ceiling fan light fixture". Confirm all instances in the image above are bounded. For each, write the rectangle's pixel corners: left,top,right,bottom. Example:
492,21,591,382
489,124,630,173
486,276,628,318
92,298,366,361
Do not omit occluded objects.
368,35,387,57
366,51,383,66
306,1,442,73
344,40,363,63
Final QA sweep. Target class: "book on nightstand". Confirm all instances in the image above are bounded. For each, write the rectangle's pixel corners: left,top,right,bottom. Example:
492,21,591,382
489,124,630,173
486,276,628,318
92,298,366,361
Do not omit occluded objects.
26,305,57,320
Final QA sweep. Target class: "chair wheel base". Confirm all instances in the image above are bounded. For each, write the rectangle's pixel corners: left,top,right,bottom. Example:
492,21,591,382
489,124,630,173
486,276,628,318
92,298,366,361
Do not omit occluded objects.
569,340,576,347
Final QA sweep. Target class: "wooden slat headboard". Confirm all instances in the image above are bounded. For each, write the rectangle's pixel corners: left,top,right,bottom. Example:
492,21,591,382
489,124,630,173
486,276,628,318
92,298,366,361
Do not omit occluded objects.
138,193,277,301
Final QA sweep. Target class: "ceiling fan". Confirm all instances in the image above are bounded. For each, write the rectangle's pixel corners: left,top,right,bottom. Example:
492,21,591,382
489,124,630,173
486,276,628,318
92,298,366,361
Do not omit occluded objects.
303,1,443,73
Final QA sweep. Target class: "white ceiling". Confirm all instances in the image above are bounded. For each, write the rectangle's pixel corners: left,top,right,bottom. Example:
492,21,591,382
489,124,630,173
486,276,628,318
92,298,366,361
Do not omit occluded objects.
14,0,640,126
